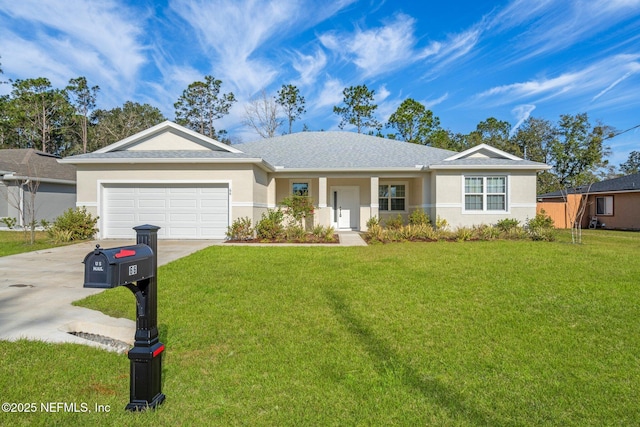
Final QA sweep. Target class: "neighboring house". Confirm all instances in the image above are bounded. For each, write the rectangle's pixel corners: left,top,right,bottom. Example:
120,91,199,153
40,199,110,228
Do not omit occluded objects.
0,149,77,226
60,121,549,239
538,173,640,230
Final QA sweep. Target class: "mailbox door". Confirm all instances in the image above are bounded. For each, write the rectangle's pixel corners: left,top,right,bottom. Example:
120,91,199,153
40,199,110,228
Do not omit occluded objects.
84,252,113,288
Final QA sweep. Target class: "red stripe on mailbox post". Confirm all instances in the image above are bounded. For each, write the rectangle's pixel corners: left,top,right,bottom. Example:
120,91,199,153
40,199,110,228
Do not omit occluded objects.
114,249,136,258
153,344,165,358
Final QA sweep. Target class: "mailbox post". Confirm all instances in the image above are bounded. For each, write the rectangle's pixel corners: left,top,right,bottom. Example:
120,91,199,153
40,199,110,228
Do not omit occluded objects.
82,224,165,411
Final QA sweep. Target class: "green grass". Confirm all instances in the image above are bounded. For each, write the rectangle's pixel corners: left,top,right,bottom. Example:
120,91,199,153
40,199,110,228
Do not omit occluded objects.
2,230,639,425
0,230,67,257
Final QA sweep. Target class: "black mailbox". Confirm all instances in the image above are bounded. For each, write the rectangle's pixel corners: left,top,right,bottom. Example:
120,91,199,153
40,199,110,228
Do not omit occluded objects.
83,244,155,288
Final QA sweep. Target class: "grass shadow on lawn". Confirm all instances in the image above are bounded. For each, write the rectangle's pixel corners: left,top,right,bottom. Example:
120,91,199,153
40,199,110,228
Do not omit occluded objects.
325,289,515,427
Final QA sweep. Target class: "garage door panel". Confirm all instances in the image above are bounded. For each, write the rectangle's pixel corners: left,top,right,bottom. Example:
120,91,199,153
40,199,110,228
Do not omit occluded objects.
169,199,197,208
138,213,167,222
169,213,197,221
138,199,166,208
104,184,228,239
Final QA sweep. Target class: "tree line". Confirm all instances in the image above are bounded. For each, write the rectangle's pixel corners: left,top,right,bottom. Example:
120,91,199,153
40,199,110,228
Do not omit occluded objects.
1,60,637,194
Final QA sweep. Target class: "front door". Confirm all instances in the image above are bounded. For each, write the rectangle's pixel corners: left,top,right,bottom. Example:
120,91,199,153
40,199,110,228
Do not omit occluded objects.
332,187,360,230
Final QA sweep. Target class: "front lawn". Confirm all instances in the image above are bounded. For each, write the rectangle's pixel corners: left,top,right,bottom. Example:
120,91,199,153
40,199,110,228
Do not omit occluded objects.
0,230,64,257
1,230,639,425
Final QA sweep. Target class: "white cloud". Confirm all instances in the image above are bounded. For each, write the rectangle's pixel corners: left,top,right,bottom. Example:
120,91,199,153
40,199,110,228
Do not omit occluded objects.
510,104,536,136
489,0,640,60
292,48,328,87
319,13,439,78
423,93,449,110
0,0,145,82
474,54,640,108
314,78,345,110
170,0,356,96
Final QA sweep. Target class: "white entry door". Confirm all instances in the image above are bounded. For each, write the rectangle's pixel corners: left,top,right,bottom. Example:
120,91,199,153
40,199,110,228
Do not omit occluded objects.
332,187,360,230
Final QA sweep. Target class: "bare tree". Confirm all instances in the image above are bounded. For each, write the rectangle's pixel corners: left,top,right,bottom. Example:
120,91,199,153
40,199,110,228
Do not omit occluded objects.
1,164,41,244
562,183,593,244
243,89,283,138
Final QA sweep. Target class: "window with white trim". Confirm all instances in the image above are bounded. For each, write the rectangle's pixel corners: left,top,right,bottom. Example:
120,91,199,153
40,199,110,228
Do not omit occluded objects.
596,196,613,216
464,176,507,211
379,184,406,211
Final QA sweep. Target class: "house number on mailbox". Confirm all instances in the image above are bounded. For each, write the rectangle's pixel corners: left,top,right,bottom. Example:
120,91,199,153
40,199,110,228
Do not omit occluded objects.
129,265,138,276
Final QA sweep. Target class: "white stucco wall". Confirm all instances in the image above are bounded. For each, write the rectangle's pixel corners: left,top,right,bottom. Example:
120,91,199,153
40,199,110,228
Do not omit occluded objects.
432,170,539,228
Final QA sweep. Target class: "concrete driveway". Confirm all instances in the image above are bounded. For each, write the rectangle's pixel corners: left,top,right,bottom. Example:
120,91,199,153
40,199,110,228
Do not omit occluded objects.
0,239,217,351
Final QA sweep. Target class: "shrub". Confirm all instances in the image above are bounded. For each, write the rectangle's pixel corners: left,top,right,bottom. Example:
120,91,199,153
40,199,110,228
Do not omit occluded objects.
47,207,98,242
408,209,430,226
526,211,556,241
384,214,404,230
255,208,285,240
454,226,473,242
364,223,385,243
475,224,501,241
285,224,307,241
226,217,254,240
280,195,314,229
435,216,449,231
495,218,520,232
1,217,17,229
48,228,74,243
527,210,555,230
312,225,336,242
366,215,380,229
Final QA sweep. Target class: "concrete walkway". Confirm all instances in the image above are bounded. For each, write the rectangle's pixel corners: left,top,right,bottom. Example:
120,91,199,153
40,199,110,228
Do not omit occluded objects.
0,239,216,351
337,231,368,246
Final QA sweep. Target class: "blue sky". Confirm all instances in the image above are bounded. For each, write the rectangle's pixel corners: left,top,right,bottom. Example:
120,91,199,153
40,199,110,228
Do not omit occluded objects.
0,0,639,166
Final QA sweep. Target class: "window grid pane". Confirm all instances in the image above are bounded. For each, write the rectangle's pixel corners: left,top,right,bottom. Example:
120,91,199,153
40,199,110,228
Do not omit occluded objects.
379,198,389,211
486,177,505,193
487,195,505,210
390,198,405,211
465,195,483,210
465,177,483,194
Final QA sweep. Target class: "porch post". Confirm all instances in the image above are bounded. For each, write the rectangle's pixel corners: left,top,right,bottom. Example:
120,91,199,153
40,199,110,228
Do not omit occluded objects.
370,176,379,229
318,177,329,227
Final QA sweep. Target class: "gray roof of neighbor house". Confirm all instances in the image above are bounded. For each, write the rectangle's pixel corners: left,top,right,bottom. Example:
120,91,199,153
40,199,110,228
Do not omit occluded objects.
0,149,76,182
539,172,640,198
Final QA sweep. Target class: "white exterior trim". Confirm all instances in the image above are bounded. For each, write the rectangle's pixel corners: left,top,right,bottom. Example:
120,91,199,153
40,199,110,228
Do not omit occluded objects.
461,174,511,215
94,121,243,154
444,143,522,161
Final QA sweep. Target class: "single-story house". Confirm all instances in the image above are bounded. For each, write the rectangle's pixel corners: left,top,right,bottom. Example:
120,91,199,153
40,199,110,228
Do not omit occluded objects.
538,172,640,230
0,149,77,226
60,121,549,239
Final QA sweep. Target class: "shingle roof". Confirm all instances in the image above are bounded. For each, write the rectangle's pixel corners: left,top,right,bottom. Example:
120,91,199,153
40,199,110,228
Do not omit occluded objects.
235,132,457,169
539,172,640,197
0,149,76,182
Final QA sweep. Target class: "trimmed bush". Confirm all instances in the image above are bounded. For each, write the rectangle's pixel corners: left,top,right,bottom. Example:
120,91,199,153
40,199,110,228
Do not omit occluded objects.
408,209,430,226
496,218,520,232
384,214,404,230
47,207,98,242
226,217,254,240
256,208,285,240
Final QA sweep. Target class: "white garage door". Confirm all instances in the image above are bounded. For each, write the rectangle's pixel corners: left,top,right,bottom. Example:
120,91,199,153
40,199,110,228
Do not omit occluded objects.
103,184,229,239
